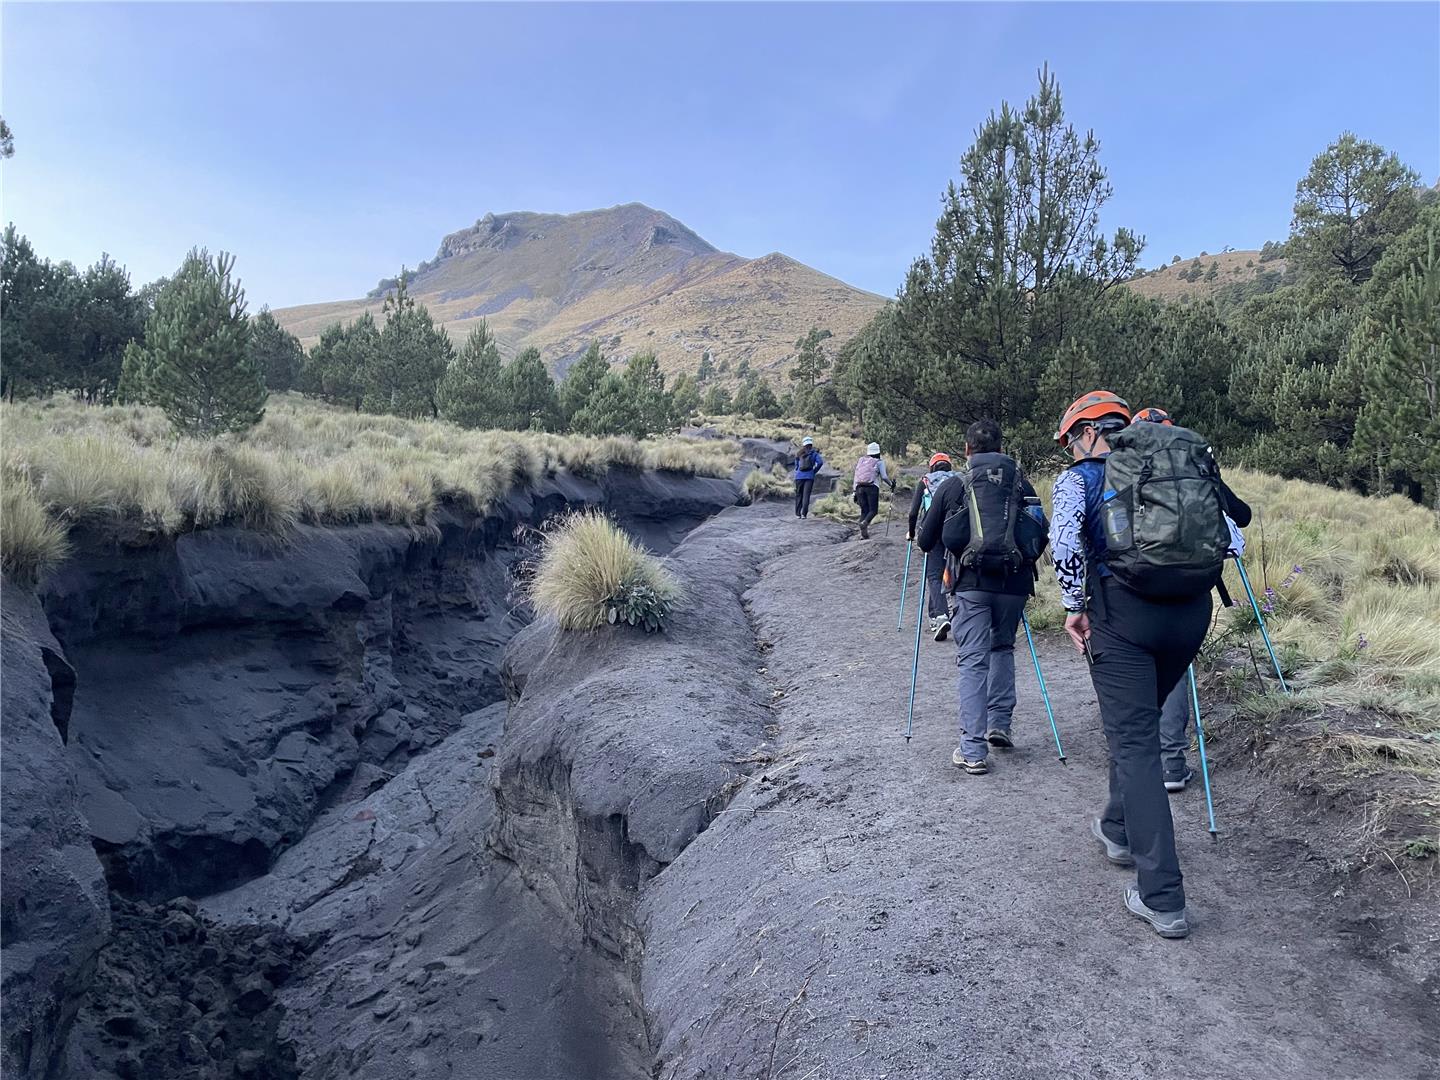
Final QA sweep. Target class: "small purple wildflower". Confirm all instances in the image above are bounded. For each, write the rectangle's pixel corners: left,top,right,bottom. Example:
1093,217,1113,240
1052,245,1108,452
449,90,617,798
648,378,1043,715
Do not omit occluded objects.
1356,633,1369,650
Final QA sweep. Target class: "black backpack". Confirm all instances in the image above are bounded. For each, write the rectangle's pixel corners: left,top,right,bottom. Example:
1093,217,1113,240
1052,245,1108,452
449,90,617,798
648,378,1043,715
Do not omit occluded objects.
1098,422,1230,598
942,453,1046,577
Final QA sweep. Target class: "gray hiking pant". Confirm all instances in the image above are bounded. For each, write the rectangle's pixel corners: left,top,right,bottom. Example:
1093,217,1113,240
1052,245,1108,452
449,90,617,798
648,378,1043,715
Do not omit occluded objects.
1160,679,1191,779
924,547,947,620
951,590,1026,762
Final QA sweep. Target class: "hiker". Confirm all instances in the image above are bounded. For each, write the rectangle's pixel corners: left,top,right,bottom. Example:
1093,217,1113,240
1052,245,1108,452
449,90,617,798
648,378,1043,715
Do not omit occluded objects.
907,452,957,640
1051,391,1237,940
793,436,823,519
1134,407,1253,792
852,442,896,539
916,419,1044,775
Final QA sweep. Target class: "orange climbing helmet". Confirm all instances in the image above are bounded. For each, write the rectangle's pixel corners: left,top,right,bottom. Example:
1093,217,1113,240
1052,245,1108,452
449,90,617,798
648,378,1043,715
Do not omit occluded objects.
1054,390,1132,445
1134,407,1173,426
928,452,952,469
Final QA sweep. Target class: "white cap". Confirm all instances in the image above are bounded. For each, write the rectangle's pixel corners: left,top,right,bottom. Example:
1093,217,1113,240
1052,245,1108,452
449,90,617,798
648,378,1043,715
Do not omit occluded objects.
801,436,814,446
866,442,881,455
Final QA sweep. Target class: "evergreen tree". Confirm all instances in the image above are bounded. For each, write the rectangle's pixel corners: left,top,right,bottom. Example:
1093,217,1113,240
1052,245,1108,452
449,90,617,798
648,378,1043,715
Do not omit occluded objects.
559,340,609,428
1,226,75,400
1352,229,1440,508
701,385,732,414
72,254,146,402
122,249,265,436
749,378,781,419
437,322,504,428
249,307,305,392
697,351,715,383
1290,133,1419,291
622,350,672,433
571,371,643,437
852,66,1140,458
669,372,700,421
367,273,452,417
788,327,833,390
498,346,560,430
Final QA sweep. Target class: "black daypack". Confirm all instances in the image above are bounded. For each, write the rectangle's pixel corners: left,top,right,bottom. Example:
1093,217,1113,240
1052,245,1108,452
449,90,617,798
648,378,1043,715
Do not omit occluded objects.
942,453,1045,578
1099,422,1230,598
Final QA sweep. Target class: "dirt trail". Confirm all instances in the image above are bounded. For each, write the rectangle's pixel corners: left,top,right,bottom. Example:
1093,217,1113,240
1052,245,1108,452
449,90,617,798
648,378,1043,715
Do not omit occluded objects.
641,523,1439,1080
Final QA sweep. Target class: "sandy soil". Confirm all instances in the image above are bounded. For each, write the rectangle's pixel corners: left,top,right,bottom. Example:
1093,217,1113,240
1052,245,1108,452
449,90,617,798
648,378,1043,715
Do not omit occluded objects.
640,520,1439,1080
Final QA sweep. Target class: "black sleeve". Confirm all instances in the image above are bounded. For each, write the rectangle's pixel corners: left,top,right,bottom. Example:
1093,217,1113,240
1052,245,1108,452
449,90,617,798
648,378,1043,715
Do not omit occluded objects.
1020,474,1038,501
906,483,925,535
1218,479,1251,528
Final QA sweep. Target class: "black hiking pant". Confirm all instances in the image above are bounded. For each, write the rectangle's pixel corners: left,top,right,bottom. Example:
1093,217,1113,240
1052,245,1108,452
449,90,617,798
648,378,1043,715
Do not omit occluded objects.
1088,576,1211,913
855,483,880,527
925,547,947,619
794,477,815,517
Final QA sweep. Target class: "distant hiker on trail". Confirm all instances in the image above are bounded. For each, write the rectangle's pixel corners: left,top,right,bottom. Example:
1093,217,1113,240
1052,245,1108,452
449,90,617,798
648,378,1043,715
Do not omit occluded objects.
1052,390,1237,940
852,442,895,539
1134,407,1253,793
793,436,823,519
916,419,1045,775
907,452,957,640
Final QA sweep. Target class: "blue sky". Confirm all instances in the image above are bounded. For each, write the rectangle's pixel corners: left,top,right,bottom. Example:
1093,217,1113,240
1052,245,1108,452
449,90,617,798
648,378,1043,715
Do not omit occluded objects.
3,2,1437,309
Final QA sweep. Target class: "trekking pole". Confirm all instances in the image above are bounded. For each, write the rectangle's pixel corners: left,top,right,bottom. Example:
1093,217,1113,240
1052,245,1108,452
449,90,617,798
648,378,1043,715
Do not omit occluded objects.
1021,611,1066,764
1233,557,1290,694
883,490,895,538
896,542,913,631
903,570,928,742
1188,664,1219,840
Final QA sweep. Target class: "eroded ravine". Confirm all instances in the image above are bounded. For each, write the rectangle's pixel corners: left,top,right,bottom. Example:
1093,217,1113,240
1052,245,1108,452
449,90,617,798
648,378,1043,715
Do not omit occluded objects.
1,469,740,1080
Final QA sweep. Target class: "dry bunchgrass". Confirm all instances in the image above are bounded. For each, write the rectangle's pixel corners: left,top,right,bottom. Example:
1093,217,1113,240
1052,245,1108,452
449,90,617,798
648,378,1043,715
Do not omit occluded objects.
1,476,71,583
526,511,680,632
743,464,794,502
0,394,739,580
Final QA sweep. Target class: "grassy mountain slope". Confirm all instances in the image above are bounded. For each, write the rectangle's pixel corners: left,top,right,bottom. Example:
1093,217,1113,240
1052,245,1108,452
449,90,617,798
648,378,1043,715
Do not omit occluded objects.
1127,249,1290,302
273,204,886,379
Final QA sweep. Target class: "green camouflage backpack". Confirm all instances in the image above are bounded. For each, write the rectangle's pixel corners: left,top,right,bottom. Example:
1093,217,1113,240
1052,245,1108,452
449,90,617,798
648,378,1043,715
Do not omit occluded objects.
1100,422,1230,598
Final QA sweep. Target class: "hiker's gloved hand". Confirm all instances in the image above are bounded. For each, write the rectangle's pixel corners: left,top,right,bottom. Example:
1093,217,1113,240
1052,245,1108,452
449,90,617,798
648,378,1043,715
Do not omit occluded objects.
906,532,914,542
888,481,897,492
1064,612,1091,655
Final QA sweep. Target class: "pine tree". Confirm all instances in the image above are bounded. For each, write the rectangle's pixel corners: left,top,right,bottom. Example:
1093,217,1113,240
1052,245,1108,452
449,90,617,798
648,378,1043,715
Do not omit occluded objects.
701,385,732,414
499,346,560,430
367,273,452,417
1291,133,1420,290
571,371,643,437
669,373,700,421
749,378,781,418
250,307,305,392
787,327,832,390
124,249,265,436
622,350,671,434
559,340,610,429
1353,229,1440,510
437,322,504,428
697,350,715,383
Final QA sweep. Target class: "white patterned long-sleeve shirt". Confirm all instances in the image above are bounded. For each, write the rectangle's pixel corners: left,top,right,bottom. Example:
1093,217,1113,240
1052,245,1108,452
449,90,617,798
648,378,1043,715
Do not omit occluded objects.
1048,468,1248,613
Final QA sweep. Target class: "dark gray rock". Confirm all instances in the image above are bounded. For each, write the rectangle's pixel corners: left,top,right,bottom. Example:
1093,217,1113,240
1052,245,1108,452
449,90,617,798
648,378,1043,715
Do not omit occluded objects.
0,587,110,1080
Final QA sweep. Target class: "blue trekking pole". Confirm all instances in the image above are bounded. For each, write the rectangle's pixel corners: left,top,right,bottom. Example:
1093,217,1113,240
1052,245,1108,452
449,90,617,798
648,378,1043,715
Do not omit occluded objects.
896,542,914,631
1233,557,1290,694
903,569,928,741
1188,665,1218,840
1021,611,1066,764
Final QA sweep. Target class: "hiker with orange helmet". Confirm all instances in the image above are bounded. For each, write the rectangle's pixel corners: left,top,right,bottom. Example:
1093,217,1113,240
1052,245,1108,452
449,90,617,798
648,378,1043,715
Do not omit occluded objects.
1050,390,1228,939
906,451,957,640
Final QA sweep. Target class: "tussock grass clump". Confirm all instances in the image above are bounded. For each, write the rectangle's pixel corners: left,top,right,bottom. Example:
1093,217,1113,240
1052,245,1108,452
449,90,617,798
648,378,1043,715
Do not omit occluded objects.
527,511,680,632
1,477,71,582
0,395,741,576
743,464,793,501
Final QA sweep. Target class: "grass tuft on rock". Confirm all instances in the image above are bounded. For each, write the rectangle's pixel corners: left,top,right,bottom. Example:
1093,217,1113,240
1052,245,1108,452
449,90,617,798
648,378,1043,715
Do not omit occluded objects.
1,476,71,583
527,511,680,632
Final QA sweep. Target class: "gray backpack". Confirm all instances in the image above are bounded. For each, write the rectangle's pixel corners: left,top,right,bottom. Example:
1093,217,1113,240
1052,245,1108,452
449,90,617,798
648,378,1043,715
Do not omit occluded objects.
1100,422,1230,598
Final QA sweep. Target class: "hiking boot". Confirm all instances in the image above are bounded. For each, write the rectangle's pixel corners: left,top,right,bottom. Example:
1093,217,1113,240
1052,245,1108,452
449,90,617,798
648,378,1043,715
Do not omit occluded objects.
859,522,870,539
1164,767,1195,794
985,729,1014,748
1091,818,1135,867
932,617,951,642
1124,888,1190,939
951,748,988,774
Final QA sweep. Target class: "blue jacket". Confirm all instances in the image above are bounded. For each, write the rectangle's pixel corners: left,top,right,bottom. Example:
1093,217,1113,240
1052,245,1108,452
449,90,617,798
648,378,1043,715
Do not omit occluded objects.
794,448,823,481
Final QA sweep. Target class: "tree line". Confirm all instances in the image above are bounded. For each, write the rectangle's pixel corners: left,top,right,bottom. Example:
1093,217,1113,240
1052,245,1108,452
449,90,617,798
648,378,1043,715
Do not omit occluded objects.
0,232,787,438
823,66,1439,510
